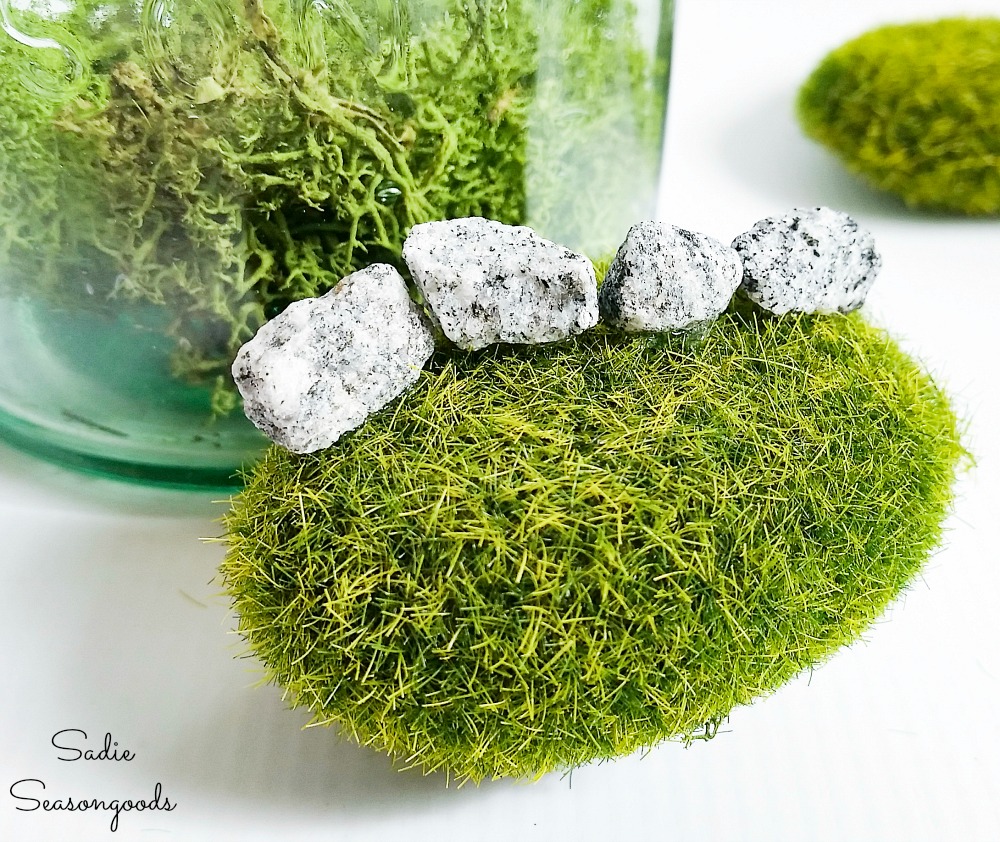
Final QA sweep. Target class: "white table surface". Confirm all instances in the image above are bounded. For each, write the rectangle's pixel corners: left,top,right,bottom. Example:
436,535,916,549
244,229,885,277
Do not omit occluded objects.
3,1,1000,839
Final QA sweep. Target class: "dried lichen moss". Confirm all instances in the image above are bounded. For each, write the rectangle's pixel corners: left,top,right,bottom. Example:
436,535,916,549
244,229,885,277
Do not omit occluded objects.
0,0,665,411
797,17,1000,214
221,309,964,782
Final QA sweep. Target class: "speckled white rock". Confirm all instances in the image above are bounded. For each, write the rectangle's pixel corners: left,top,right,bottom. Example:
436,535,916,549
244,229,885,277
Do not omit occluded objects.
232,264,435,454
402,217,598,350
599,222,743,332
731,207,881,314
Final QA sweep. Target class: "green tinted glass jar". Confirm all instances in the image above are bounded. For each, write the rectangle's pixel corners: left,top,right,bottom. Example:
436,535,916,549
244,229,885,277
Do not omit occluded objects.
0,0,673,488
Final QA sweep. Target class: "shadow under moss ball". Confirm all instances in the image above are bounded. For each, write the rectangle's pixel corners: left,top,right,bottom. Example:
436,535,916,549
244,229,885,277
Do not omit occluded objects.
798,18,1000,214
221,311,962,782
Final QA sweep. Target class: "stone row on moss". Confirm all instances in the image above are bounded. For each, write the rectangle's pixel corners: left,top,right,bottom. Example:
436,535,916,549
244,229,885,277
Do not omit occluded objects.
232,208,881,456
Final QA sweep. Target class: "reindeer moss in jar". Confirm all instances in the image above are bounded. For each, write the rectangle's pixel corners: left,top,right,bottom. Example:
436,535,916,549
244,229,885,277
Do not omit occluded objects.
0,0,673,486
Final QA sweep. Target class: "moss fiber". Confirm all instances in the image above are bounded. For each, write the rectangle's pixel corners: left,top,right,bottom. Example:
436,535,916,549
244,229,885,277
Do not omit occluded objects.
797,17,1000,215
221,308,964,782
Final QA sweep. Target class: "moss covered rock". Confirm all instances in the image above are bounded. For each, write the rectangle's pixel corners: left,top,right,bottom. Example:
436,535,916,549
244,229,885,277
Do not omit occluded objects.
798,18,1000,214
221,309,963,781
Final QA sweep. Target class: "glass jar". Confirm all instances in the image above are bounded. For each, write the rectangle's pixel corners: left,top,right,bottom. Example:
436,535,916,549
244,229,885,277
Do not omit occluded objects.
0,0,673,488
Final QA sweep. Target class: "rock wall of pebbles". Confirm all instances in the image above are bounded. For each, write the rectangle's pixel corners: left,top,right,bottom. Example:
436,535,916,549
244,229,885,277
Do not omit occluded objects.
233,207,881,453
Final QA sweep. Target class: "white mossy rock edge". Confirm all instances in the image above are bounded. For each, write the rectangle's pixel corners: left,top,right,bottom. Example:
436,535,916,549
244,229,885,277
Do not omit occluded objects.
403,217,599,350
599,221,743,333
732,207,881,314
233,263,435,454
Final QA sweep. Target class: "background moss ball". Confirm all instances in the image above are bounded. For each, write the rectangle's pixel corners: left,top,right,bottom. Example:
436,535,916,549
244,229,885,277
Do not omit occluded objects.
797,18,1000,214
222,311,962,782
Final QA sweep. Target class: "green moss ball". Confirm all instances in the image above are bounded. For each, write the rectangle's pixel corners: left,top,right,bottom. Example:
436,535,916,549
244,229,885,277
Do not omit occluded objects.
798,18,1000,214
221,310,962,781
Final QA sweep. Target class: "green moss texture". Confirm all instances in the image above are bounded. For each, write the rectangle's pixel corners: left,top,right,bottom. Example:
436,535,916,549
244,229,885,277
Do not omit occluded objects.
797,17,1000,214
0,0,666,409
221,309,963,782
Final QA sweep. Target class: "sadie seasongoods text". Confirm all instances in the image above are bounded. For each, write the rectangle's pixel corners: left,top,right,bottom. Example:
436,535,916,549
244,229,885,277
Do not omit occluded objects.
8,730,177,832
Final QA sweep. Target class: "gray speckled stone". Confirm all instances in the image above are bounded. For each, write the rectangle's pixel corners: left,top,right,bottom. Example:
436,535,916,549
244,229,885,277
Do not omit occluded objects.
402,217,598,350
732,207,881,314
232,263,435,454
599,222,743,333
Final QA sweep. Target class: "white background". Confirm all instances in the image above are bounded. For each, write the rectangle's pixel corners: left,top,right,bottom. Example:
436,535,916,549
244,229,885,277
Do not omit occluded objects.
2,1,1000,839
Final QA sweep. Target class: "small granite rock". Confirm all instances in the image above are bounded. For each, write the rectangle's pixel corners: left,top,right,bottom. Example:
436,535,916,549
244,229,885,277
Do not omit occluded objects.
599,222,743,333
232,264,435,454
732,207,881,314
402,217,598,350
